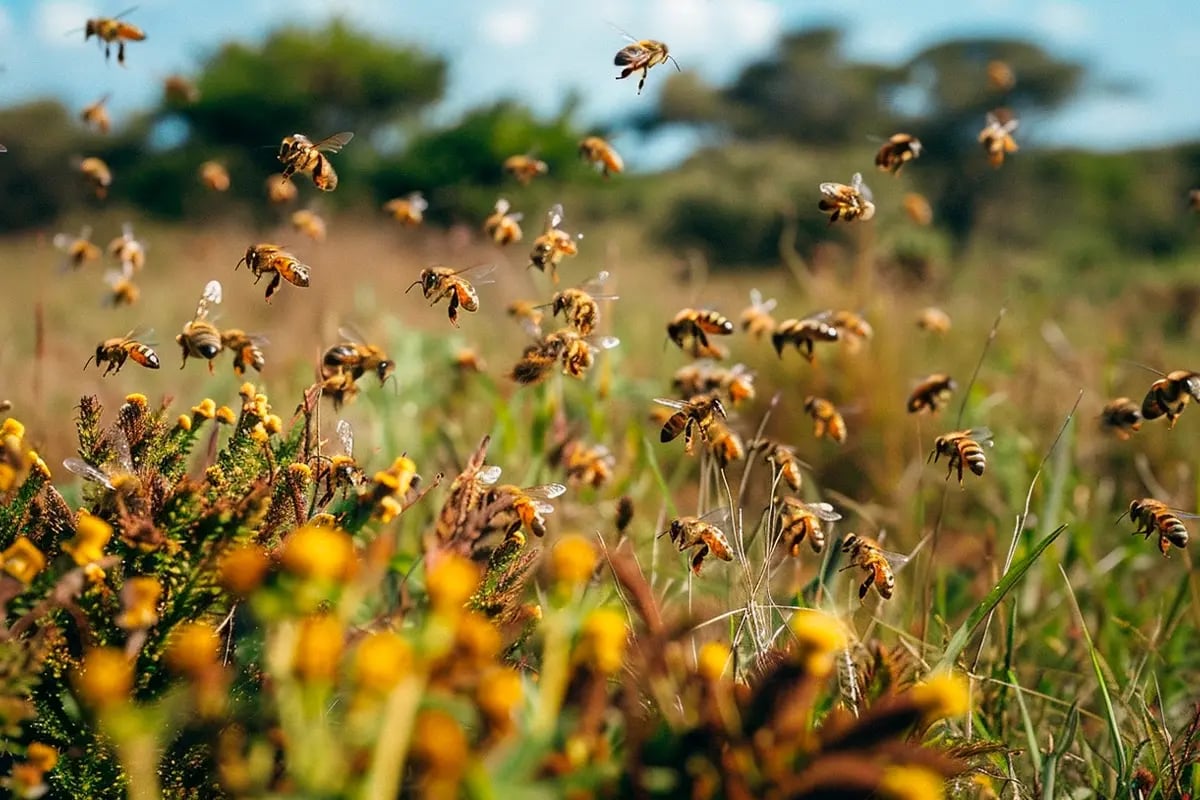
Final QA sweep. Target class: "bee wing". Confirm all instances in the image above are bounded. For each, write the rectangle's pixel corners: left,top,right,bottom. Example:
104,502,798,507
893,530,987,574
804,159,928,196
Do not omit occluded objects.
408,192,428,211
63,458,115,490
532,500,557,515
818,182,845,200
201,279,223,306
337,324,368,344
523,483,567,500
580,270,611,293
508,212,524,223
696,505,735,532
654,397,689,410
314,131,354,153
547,203,564,230
476,465,503,485
588,336,620,350
453,263,498,284
806,501,843,522
965,426,994,445
103,268,125,287
850,172,864,191
879,547,912,572
607,21,640,44
105,427,134,471
53,233,72,250
336,419,354,457
1002,118,1020,133
494,197,511,214
749,289,777,312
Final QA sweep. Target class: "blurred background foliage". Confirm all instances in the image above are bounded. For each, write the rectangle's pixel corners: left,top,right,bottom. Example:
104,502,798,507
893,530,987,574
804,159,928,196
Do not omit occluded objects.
1,19,1197,268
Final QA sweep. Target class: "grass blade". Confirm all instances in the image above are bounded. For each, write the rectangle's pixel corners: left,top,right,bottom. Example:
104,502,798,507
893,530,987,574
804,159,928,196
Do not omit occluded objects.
1008,668,1043,777
1042,700,1079,800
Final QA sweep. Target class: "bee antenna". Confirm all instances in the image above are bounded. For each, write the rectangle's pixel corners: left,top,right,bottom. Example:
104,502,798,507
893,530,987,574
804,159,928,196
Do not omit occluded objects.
668,54,682,72
83,353,96,371
404,279,422,294
1121,359,1166,377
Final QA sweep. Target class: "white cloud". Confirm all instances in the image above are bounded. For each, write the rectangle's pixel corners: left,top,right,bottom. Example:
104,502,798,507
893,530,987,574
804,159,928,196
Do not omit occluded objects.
1034,2,1092,43
480,5,536,48
35,1,98,47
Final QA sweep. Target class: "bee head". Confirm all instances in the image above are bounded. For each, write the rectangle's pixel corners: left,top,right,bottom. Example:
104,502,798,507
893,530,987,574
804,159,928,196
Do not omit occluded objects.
376,361,395,384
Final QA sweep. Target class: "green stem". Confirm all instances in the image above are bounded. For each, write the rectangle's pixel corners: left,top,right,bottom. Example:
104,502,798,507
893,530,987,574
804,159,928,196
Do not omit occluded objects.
360,671,429,800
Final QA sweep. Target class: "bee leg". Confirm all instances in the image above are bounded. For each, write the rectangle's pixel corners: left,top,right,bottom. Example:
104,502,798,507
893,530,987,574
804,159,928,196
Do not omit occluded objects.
637,69,648,94
858,574,872,600
691,544,709,574
118,41,126,66
447,293,460,327
265,273,282,302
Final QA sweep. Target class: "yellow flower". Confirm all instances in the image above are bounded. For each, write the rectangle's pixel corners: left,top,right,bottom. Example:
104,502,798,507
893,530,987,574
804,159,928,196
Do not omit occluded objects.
287,462,312,481
25,742,58,772
788,609,848,677
264,414,283,435
191,398,216,420
352,631,412,693
0,463,16,493
476,667,522,725
909,671,970,723
238,382,256,401
26,452,50,479
412,709,468,777
425,555,480,615
878,765,945,800
249,422,269,444
578,608,628,675
75,647,133,709
117,576,163,630
280,525,355,582
63,512,113,566
376,495,403,524
218,543,270,596
176,414,193,431
293,614,344,683
2,418,26,439
165,621,220,677
123,393,148,409
1,537,46,584
697,641,730,681
551,534,598,587
215,406,237,425
456,611,501,663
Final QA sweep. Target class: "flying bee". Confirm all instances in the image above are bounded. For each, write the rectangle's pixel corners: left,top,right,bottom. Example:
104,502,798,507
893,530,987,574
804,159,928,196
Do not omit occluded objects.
509,331,619,385
503,154,548,185
453,347,486,375
545,270,619,336
484,198,524,245
528,204,581,284
707,419,745,468
749,438,808,492
176,280,224,372
661,508,734,575
778,498,841,557
266,173,297,204
83,9,146,66
771,316,839,362
823,310,873,353
987,59,1016,92
578,136,624,177
804,396,847,444
672,362,756,406
507,299,544,338
840,534,910,601
80,93,111,134
1124,498,1196,556
319,371,359,411
654,393,727,456
383,192,428,226
874,133,923,175
1140,370,1200,428
903,193,934,226
929,427,993,486
558,440,615,489
317,419,366,504
667,308,735,358
819,172,875,223
198,161,230,192
162,74,199,105
435,462,503,543
220,329,267,377
104,266,139,307
613,33,680,95
77,157,112,199
907,374,957,415
277,131,354,191
321,328,395,385
979,111,1019,168
406,263,495,327
290,208,327,242
107,223,145,273
236,243,310,302
916,306,952,334
1099,397,1142,440
54,225,101,271
740,288,778,340
84,331,159,376
483,482,568,544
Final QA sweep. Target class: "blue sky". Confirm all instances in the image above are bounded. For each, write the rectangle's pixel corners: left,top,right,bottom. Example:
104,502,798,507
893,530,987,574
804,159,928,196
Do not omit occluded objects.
2,0,1197,169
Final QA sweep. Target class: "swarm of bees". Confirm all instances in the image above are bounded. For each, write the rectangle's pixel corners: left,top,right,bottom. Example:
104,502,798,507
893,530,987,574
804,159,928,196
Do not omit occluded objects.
667,308,734,359
384,193,428,226
979,111,1019,168
929,427,993,486
484,199,524,245
508,329,619,385
907,374,956,415
874,133,923,175
804,396,847,444
818,172,875,223
772,316,839,362
672,362,755,407
407,264,494,327
77,157,113,199
613,33,680,94
1099,397,1142,440
278,131,353,191
291,209,327,242
578,136,624,177
199,161,230,192
163,75,200,105
916,307,952,334
740,289,778,340
54,226,101,271
81,94,112,134
319,330,394,409
236,244,311,302
83,9,146,66
546,271,618,337
528,204,581,284
503,155,548,185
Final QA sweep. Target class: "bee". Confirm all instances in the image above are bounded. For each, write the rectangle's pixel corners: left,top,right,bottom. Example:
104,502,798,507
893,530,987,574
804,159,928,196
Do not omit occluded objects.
1125,498,1194,556
778,498,841,557
546,271,619,336
613,34,680,94
84,9,146,66
840,534,910,600
78,157,112,199
615,495,634,533
85,331,160,376
63,428,139,499
528,204,581,284
749,438,808,492
819,172,875,223
406,264,494,327
771,316,839,362
1099,397,1142,440
654,393,727,456
509,331,619,385
483,481,568,543
667,308,735,358
672,362,756,406
707,420,745,468
916,306,952,334
484,198,524,245
874,133,923,175
986,60,1016,92
104,266,140,307
907,374,957,415
220,329,267,377
318,419,366,504
453,347,486,374
929,427,993,486
558,441,615,489
824,310,873,353
199,161,230,192
740,288,778,340
236,243,311,302
163,74,199,105
291,209,327,242
320,371,359,411
507,300,544,338
383,192,428,226
277,131,354,191
266,173,297,204
80,93,111,134
321,329,395,385
903,193,933,226
503,155,549,185
979,111,1019,168
804,396,847,444
1141,370,1200,428
661,508,734,575
176,280,224,372
578,136,624,177
435,462,503,543
53,226,101,271
107,223,146,273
